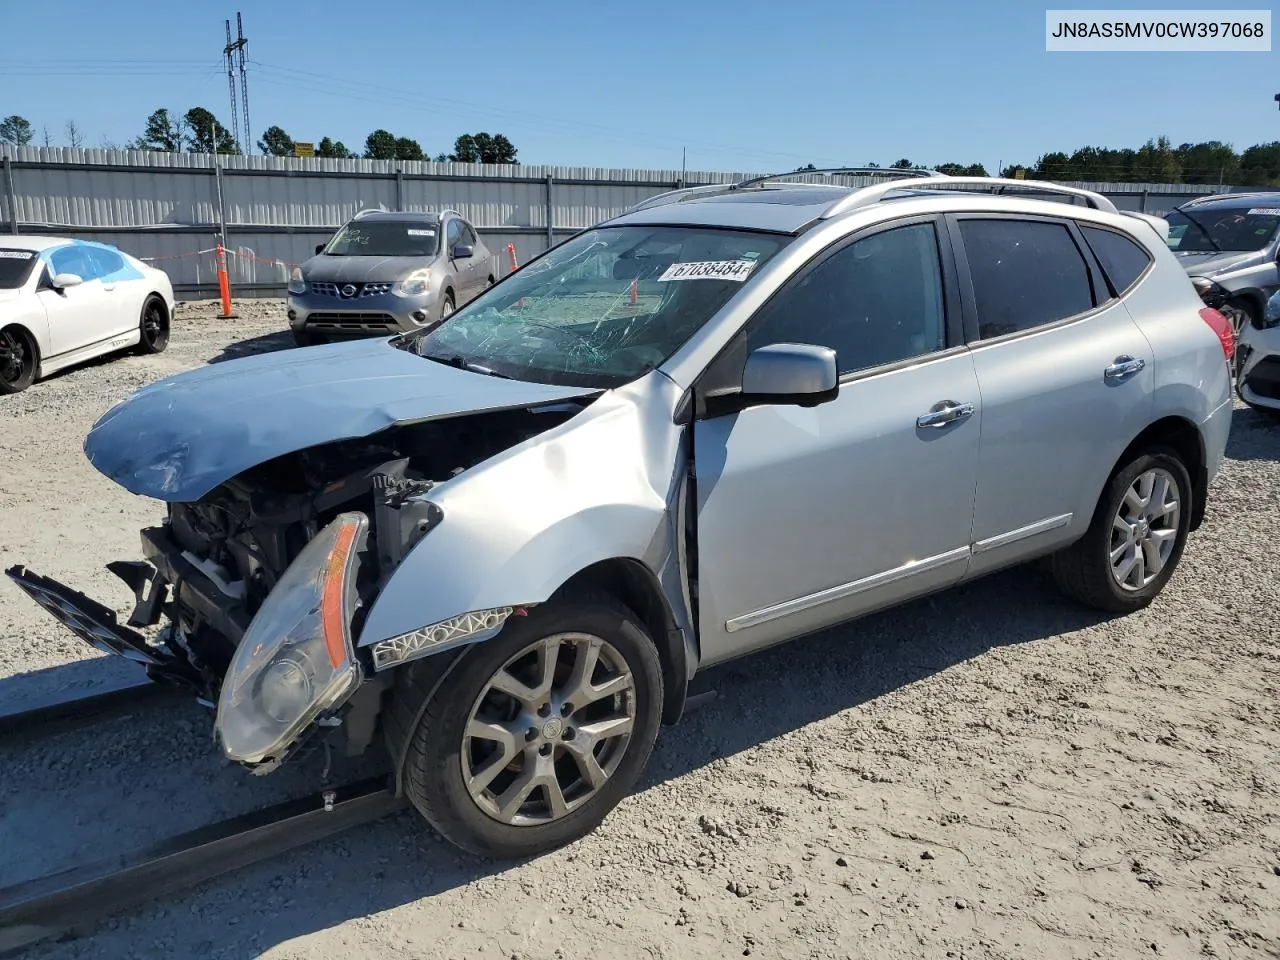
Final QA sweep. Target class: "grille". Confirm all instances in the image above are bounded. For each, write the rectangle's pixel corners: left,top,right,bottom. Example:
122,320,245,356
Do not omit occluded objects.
305,312,398,331
310,281,394,298
1245,356,1280,400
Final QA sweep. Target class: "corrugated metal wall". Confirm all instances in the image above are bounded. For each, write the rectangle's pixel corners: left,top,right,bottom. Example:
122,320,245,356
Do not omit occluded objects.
0,146,1260,297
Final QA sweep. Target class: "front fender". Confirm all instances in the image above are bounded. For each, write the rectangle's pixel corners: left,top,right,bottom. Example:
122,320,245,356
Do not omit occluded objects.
357,372,693,654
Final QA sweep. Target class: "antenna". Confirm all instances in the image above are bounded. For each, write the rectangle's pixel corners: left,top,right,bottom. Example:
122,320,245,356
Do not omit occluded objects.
236,13,251,156
223,19,239,153
222,13,250,154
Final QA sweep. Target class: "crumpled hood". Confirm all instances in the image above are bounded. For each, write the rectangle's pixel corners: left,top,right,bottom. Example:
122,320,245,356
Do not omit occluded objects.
301,254,435,283
1173,249,1265,276
84,338,599,502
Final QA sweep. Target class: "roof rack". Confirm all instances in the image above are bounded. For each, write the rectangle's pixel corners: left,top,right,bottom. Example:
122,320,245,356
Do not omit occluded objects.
819,176,1119,219
1176,191,1270,208
626,167,942,214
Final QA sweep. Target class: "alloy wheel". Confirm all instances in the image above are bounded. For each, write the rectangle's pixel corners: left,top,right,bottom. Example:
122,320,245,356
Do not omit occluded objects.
0,329,30,388
142,302,169,350
461,632,636,826
1109,467,1181,591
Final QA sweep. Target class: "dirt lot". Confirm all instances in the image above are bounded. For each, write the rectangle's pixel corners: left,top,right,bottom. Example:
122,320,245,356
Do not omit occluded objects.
2,299,1279,959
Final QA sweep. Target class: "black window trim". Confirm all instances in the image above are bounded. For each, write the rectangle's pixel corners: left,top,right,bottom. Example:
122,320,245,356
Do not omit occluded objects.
946,212,1115,349
689,214,965,421
1075,221,1156,301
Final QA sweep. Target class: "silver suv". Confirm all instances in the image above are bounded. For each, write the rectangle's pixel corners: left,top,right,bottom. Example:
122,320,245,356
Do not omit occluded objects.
1164,192,1280,336
9,170,1235,860
287,209,493,345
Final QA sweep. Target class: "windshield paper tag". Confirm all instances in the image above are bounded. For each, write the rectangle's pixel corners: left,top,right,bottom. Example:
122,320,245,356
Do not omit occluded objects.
0,250,34,259
658,259,758,283
406,228,436,236
1247,208,1280,216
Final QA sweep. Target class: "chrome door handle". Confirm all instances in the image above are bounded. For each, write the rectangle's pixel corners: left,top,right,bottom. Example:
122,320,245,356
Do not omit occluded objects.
916,400,975,429
1104,356,1145,380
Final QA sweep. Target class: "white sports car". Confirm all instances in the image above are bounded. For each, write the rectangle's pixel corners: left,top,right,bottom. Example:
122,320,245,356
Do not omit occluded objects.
0,236,175,394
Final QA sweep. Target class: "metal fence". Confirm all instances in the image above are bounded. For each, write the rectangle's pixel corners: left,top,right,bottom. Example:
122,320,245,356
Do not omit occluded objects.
0,146,1266,298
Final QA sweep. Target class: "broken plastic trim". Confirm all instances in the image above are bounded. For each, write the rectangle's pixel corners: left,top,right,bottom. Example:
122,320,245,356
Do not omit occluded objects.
369,606,524,670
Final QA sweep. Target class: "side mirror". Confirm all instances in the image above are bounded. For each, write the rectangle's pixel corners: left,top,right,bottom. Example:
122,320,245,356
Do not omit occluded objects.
315,243,327,255
52,272,84,290
739,343,838,407
452,244,474,260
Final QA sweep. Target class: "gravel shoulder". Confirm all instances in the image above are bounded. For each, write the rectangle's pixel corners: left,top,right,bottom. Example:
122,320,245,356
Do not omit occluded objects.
2,300,1278,959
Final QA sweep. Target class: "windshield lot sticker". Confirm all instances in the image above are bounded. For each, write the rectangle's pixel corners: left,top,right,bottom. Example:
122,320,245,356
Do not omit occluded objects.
1246,208,1280,216
0,250,35,259
657,259,758,282
406,229,436,236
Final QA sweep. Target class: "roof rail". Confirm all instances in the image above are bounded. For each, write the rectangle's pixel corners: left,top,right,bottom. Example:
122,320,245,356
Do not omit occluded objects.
626,168,943,215
820,176,1119,220
1176,191,1269,208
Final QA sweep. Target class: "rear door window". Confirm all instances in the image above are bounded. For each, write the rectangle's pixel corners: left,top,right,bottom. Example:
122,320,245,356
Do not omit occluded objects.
958,219,1095,340
1080,225,1153,297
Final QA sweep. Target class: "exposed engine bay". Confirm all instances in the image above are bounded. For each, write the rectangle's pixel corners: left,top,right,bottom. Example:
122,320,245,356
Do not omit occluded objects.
120,403,586,698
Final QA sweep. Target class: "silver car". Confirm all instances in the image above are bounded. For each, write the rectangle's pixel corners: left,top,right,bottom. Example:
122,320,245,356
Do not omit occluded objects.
1164,192,1280,336
287,209,493,345
8,170,1234,860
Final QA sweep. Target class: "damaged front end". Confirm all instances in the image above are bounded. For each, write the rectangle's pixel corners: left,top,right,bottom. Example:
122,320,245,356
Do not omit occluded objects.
10,339,598,772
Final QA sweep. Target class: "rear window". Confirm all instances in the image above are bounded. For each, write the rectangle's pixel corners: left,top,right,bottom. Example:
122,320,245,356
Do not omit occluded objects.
958,219,1095,340
1081,226,1153,297
0,249,39,289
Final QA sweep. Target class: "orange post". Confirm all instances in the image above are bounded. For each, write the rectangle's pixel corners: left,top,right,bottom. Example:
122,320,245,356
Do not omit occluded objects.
215,244,237,319
506,242,519,273
629,278,638,305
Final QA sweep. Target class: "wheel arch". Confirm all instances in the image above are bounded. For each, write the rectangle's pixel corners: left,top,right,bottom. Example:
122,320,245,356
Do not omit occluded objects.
1114,415,1207,530
553,558,689,725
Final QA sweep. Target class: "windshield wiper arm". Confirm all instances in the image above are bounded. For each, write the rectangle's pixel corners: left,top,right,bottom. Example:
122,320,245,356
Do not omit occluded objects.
1175,209,1222,253
420,353,511,378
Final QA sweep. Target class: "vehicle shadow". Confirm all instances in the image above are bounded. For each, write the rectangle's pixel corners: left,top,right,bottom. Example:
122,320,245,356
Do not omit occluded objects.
1224,404,1280,460
208,330,297,364
6,563,1117,957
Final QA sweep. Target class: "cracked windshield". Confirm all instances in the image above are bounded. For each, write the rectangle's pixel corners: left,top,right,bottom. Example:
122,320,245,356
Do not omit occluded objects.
402,225,788,387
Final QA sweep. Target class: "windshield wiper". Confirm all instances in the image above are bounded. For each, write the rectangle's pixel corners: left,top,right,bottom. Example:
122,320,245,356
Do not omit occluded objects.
420,353,512,379
1174,210,1222,253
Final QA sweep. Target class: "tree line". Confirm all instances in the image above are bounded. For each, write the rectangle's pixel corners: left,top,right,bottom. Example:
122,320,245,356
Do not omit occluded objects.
5,112,1280,184
0,108,518,164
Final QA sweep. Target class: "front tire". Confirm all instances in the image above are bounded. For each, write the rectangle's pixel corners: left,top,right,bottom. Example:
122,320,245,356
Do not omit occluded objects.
439,291,456,322
0,326,37,394
292,330,322,348
136,296,170,355
399,592,663,859
1049,449,1192,613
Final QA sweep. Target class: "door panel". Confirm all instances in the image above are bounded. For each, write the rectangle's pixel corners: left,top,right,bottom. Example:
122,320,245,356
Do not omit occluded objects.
41,246,112,357
694,352,982,665
692,218,980,666
953,216,1156,575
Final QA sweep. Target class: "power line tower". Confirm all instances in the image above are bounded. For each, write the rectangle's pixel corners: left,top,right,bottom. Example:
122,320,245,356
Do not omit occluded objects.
222,13,250,154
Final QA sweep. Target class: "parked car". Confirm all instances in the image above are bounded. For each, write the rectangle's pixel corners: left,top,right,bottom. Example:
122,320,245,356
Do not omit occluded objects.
8,171,1234,859
0,237,173,394
1163,192,1280,337
287,209,493,346
1237,288,1280,417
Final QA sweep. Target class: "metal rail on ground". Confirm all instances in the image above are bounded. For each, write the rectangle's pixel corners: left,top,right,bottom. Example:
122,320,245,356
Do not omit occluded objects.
0,676,180,741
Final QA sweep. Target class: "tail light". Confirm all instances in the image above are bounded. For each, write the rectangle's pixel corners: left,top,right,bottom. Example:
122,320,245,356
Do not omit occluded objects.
1199,307,1234,364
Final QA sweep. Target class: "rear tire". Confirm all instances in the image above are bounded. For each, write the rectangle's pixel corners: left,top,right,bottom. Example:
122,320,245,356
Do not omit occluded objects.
1049,449,1192,614
398,590,663,859
135,296,170,355
0,325,37,394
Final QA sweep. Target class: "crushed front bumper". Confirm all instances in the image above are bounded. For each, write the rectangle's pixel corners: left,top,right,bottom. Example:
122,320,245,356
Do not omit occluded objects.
6,563,211,696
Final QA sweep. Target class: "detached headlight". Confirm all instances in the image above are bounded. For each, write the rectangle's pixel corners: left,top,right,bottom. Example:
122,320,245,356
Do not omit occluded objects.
392,269,431,298
216,512,368,767
287,267,306,296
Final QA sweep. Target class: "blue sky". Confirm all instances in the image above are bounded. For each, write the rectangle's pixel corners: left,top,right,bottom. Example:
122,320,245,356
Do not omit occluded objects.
2,0,1276,173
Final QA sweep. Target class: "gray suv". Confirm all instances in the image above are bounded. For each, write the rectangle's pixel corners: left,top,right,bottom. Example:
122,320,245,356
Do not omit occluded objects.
1164,192,1280,336
287,209,493,345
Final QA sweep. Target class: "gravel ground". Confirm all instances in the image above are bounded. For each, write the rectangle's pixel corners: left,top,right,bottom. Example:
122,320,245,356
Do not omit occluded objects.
2,298,1279,959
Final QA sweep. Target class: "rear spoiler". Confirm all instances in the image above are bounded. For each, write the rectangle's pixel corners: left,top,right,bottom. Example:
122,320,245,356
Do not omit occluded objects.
1121,210,1170,243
